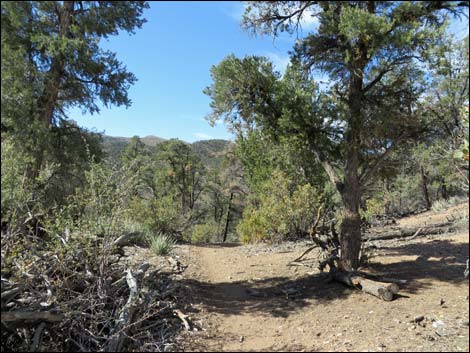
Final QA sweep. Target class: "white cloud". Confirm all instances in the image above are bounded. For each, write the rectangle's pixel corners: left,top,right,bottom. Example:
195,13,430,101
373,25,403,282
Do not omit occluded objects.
298,7,320,31
264,51,290,73
193,132,214,140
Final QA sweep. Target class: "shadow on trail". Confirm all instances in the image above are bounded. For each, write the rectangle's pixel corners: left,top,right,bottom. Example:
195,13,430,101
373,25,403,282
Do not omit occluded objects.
181,273,351,318
180,238,469,319
366,238,469,294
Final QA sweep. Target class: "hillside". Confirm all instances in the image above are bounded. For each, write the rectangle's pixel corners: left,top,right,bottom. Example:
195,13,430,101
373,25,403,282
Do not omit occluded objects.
102,134,233,167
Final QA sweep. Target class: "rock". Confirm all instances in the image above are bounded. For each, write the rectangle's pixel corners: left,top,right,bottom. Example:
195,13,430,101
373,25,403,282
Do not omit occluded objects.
412,315,425,323
432,320,445,329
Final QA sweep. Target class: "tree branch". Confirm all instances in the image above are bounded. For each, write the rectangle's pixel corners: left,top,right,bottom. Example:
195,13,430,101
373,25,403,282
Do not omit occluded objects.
359,134,405,185
308,142,343,192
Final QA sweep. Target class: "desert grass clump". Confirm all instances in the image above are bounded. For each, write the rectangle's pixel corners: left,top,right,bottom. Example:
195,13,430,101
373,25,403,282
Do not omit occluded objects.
146,232,176,256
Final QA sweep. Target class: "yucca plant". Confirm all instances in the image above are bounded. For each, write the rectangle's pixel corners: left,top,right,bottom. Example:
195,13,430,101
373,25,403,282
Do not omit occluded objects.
145,232,175,256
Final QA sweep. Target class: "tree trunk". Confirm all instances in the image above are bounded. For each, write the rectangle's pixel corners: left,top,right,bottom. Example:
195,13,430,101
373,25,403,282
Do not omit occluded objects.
339,64,364,272
440,179,448,200
30,1,74,179
420,165,432,210
340,147,362,271
222,192,233,243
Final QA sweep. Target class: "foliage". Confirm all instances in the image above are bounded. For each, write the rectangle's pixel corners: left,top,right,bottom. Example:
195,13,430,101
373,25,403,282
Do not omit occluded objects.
1,139,34,227
431,195,466,213
145,232,176,256
207,1,468,269
237,170,329,243
454,107,469,161
186,221,220,244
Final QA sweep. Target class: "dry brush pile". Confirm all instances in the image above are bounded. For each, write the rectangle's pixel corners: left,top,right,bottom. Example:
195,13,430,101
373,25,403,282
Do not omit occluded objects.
1,229,190,352
1,162,192,352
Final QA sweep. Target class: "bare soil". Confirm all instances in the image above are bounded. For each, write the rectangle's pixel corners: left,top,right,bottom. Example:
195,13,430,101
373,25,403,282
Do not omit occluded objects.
168,204,469,352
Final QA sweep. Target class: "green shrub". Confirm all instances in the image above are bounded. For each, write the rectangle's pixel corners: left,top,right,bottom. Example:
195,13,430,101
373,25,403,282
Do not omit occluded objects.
237,207,269,243
145,232,175,255
237,170,326,243
361,193,389,223
186,221,221,244
432,196,465,213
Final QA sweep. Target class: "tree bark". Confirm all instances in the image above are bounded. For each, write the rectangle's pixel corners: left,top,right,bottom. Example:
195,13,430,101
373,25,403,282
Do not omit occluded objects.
222,192,234,242
420,165,432,210
340,148,362,271
339,65,364,272
440,178,448,200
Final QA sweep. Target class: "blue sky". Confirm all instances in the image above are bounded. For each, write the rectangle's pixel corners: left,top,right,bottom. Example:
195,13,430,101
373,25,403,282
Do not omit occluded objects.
69,1,469,143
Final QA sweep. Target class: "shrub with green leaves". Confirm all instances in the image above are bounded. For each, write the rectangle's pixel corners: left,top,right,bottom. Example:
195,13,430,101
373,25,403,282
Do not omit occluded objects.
237,170,327,243
185,221,220,244
1,139,34,227
431,196,466,213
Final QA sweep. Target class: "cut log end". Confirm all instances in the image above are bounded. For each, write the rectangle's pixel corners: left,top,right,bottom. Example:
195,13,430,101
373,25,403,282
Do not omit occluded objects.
378,288,394,301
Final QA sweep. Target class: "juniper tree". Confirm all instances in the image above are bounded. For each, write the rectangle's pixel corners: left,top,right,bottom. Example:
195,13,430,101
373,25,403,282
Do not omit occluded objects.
206,1,468,270
1,1,149,178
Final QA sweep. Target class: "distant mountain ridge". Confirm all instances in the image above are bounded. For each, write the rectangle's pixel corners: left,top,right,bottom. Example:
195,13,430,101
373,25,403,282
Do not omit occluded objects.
102,134,233,167
102,134,165,146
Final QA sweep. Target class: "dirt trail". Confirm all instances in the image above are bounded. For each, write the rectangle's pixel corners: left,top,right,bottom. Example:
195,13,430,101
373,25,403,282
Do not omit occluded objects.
174,206,469,352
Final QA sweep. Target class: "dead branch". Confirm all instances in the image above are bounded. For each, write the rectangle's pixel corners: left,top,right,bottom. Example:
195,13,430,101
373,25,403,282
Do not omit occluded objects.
30,322,46,352
112,232,140,248
363,222,456,241
105,268,141,352
173,309,191,331
1,311,63,322
1,286,21,305
289,245,319,265
407,227,423,240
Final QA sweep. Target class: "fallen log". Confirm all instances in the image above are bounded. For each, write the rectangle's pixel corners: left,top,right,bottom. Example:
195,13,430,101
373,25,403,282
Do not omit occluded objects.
363,222,456,242
356,271,408,286
331,270,399,301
